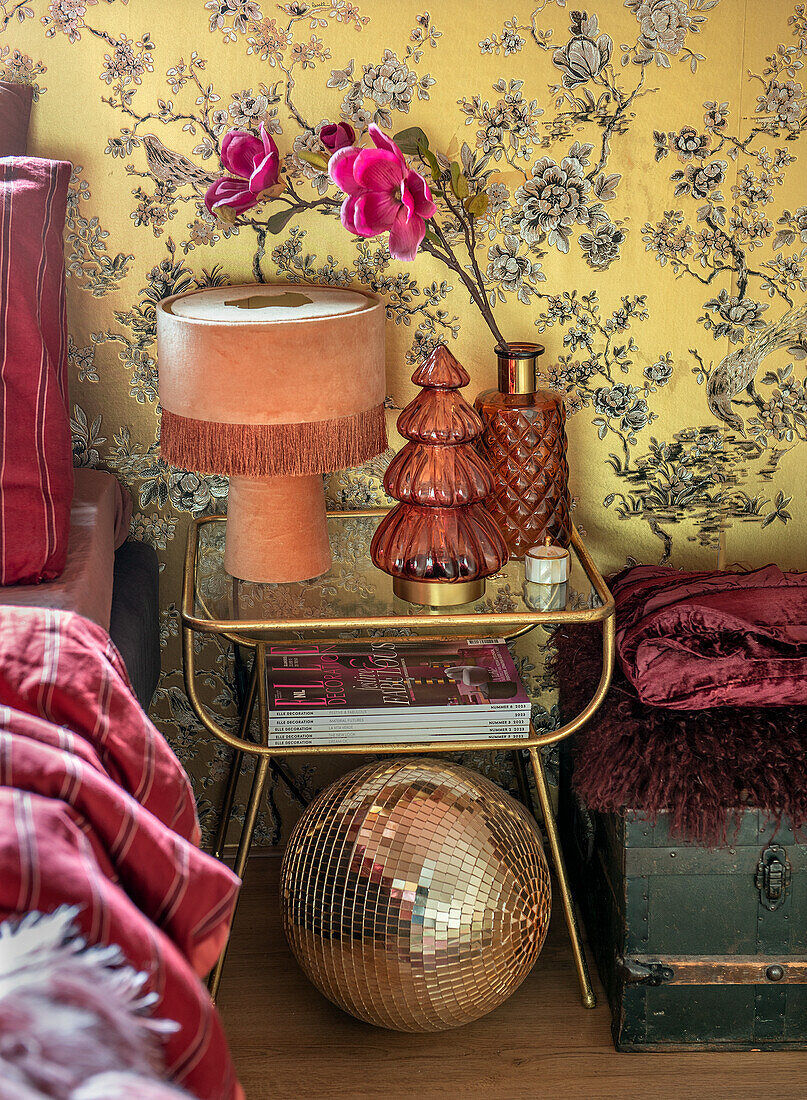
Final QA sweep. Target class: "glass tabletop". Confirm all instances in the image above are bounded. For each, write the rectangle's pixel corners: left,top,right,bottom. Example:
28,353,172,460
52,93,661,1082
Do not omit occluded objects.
185,512,611,642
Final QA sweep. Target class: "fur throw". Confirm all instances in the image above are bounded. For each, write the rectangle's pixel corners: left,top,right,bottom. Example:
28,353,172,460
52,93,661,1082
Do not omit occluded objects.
0,908,191,1100
555,624,807,846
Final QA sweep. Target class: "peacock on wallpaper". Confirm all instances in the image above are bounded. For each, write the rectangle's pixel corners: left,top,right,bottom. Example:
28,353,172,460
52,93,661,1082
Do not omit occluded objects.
3,0,805,844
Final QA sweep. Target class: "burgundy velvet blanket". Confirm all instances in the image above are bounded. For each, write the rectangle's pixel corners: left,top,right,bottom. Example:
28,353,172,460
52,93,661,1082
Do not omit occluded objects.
556,622,807,845
612,564,807,710
557,562,807,843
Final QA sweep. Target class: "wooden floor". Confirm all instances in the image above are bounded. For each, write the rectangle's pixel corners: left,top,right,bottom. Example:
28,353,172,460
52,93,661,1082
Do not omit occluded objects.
217,855,807,1100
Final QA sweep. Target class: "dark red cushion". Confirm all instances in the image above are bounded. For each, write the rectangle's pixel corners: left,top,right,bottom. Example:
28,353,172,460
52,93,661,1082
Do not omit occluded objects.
0,82,34,155
0,157,74,584
612,563,807,709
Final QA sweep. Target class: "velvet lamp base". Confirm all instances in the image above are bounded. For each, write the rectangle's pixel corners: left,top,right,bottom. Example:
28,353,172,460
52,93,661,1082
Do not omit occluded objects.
225,474,331,583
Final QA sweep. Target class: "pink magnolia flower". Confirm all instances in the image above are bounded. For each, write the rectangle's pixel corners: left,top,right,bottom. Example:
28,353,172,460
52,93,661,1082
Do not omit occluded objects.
205,123,282,219
205,175,258,218
221,124,280,194
319,121,356,153
328,124,436,262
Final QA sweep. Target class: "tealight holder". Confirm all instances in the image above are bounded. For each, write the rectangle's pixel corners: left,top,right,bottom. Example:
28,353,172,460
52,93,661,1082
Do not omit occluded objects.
525,537,570,584
523,580,567,612
523,536,570,611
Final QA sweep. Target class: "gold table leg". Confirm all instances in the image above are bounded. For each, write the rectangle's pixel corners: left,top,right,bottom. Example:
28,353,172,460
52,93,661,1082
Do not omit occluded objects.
212,748,243,862
511,748,532,808
209,644,272,1002
212,659,259,860
208,753,271,1002
528,745,596,1009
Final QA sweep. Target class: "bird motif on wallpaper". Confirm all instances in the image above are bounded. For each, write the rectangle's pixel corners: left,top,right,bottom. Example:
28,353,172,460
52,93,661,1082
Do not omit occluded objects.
140,133,218,192
706,304,807,435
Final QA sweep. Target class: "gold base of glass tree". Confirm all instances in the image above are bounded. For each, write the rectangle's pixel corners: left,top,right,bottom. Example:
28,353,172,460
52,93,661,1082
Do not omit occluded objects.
392,576,485,606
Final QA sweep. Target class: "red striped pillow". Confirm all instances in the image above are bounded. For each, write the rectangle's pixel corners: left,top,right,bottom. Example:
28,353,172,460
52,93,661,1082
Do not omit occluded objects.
0,157,74,585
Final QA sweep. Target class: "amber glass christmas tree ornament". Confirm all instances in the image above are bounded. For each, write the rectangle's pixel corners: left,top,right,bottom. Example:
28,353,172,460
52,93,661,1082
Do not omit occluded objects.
371,345,508,606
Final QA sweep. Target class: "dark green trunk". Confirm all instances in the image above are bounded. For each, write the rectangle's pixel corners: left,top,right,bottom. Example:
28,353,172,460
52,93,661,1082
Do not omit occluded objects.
561,750,807,1050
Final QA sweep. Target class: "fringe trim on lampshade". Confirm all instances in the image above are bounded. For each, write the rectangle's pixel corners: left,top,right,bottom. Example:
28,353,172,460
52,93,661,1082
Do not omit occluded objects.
159,404,387,477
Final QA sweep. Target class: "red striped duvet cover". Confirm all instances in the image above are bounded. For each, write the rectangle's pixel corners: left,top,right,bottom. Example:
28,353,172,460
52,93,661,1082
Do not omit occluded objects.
0,605,242,1100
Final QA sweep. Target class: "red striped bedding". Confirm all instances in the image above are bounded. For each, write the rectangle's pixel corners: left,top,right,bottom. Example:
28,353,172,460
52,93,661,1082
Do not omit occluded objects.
0,605,242,1099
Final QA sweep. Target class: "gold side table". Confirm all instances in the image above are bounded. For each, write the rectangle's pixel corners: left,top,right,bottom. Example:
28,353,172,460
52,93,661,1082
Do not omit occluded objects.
181,510,615,1005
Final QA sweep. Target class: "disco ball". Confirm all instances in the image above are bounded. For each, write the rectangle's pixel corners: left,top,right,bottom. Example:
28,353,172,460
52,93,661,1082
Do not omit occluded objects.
280,758,551,1031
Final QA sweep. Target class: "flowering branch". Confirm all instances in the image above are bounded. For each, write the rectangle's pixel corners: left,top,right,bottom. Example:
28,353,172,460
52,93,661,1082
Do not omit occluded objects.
205,120,510,346
339,125,509,347
0,0,31,32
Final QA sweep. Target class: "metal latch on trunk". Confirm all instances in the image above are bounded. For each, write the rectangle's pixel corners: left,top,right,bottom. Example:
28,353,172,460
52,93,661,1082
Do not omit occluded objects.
755,844,792,912
617,958,674,986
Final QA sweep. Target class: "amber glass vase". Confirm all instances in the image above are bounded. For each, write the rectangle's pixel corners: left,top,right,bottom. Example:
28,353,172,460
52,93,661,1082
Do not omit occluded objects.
474,343,572,558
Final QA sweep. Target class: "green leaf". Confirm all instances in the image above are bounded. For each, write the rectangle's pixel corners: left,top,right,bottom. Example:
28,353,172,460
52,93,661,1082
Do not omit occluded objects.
465,192,489,218
393,127,430,155
449,161,468,199
297,150,329,171
421,148,442,183
262,207,297,235
423,226,441,247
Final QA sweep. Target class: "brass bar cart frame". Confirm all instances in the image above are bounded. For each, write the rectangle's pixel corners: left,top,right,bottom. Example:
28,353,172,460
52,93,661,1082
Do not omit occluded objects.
181,511,615,1006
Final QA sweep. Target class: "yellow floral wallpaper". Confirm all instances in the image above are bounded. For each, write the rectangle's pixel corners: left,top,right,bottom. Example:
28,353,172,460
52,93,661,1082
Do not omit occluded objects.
2,0,805,844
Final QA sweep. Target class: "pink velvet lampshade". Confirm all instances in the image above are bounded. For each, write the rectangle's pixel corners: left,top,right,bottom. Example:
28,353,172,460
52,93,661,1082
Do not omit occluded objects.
157,284,386,583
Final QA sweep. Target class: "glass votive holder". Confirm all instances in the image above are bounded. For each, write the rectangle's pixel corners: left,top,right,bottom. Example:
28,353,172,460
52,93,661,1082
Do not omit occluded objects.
525,536,570,584
523,580,568,612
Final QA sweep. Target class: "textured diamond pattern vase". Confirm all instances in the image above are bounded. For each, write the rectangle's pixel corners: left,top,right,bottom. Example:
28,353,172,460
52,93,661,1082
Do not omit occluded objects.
475,343,572,558
371,345,507,605
280,758,552,1032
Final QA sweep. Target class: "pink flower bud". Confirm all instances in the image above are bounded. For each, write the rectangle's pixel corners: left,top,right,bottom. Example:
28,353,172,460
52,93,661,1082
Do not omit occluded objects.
220,123,280,190
320,121,356,153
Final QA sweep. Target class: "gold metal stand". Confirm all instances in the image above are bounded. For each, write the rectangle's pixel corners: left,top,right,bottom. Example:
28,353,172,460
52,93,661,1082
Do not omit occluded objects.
181,511,615,1007
529,746,596,1008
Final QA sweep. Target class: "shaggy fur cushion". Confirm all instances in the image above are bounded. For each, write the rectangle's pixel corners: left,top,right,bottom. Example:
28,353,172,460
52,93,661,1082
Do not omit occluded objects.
555,623,807,846
0,908,190,1100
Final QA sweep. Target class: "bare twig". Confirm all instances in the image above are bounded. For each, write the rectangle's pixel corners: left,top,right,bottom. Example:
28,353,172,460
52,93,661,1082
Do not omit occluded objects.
0,0,30,31
587,66,646,181
438,187,508,347
422,214,507,348
278,60,313,132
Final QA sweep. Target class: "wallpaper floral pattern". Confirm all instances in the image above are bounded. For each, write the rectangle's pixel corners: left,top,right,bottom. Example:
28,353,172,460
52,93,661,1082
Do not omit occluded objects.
2,0,805,844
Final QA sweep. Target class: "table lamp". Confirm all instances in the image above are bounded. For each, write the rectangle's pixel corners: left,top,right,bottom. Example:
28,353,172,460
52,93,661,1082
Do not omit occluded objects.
157,284,386,583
